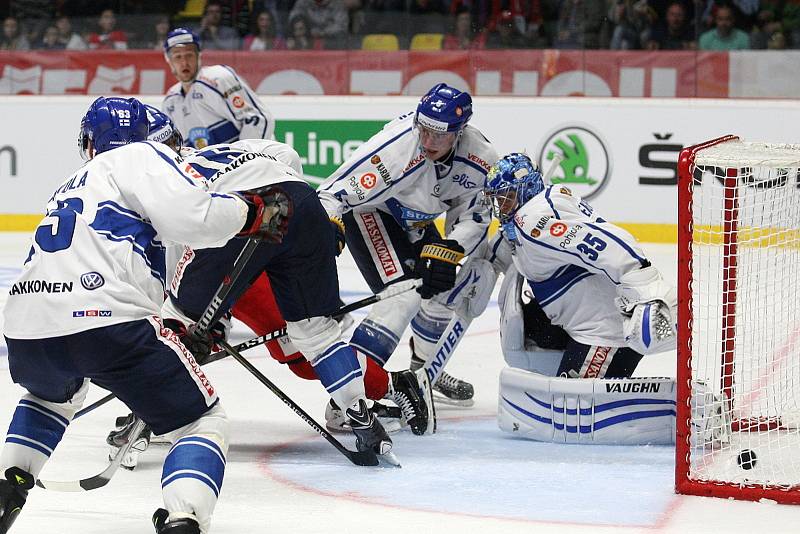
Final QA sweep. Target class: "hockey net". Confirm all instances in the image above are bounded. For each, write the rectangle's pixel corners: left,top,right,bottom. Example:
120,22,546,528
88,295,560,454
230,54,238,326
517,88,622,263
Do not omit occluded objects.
676,135,800,504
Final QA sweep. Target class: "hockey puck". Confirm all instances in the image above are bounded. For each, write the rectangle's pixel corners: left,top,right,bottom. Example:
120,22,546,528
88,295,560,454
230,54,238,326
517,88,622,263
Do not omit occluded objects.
737,449,758,470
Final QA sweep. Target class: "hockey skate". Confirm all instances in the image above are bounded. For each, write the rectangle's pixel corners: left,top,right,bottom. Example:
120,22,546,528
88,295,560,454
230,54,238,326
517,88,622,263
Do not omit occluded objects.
387,369,435,435
325,399,404,434
152,508,201,534
107,413,152,470
410,346,475,407
346,399,400,467
0,467,34,534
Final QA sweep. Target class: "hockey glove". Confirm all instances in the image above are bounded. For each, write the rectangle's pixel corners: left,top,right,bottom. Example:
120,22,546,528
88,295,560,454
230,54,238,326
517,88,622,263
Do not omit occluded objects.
330,216,346,256
163,318,222,365
238,186,293,243
414,239,465,299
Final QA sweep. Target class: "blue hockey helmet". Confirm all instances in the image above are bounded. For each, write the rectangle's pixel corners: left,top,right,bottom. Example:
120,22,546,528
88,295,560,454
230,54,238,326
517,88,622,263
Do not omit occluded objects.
483,153,543,222
78,96,149,160
415,83,472,133
144,104,183,149
164,27,201,54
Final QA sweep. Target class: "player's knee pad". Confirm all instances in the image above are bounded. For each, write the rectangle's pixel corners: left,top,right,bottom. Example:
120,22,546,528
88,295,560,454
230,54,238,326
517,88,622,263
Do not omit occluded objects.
162,402,228,534
498,368,677,445
350,289,420,365
286,316,342,361
499,270,563,376
0,379,91,476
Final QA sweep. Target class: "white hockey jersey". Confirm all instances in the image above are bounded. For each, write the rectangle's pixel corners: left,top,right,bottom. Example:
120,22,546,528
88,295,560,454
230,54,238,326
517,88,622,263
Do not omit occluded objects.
488,185,650,347
3,141,247,340
163,65,275,149
317,113,497,255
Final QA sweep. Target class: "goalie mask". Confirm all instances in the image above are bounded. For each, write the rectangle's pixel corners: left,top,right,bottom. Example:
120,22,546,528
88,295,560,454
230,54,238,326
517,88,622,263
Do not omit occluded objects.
78,96,149,160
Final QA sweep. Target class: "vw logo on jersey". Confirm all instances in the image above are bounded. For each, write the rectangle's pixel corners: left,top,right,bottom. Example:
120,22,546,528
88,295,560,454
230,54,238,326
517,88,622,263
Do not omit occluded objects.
80,271,105,290
538,124,612,200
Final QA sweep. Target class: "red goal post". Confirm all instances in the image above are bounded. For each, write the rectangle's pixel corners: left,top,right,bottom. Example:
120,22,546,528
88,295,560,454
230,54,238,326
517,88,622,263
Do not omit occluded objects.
676,135,800,504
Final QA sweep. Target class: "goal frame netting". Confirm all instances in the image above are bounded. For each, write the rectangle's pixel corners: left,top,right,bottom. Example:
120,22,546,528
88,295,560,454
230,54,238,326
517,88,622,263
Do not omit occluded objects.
676,134,800,504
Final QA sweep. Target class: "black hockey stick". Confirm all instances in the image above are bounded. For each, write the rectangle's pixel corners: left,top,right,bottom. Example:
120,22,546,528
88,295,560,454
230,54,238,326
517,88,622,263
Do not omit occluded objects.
217,338,379,466
73,279,422,419
36,417,147,492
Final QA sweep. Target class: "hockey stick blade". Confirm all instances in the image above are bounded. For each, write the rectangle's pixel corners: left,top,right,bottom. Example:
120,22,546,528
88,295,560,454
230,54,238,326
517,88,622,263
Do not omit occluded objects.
36,417,147,492
218,340,379,467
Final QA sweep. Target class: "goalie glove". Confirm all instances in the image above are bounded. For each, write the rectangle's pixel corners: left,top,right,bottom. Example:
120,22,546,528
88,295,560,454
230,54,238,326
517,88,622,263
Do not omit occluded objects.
414,239,465,299
237,185,293,243
615,265,677,355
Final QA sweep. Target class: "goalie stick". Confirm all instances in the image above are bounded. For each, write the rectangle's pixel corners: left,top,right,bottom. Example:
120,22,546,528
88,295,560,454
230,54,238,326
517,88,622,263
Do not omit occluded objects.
73,279,422,420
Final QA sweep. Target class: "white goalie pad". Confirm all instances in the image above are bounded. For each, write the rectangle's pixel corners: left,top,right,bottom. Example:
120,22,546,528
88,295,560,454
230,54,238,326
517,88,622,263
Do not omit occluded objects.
497,368,677,445
616,266,678,355
499,268,562,376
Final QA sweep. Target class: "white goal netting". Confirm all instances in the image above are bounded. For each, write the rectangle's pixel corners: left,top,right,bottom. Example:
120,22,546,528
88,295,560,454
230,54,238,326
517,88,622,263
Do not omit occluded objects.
687,140,800,492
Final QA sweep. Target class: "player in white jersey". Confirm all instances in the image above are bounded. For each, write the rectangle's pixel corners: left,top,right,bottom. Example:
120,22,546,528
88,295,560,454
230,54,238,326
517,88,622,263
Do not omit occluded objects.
0,97,290,534
317,83,498,410
480,153,731,447
135,107,430,464
162,27,274,149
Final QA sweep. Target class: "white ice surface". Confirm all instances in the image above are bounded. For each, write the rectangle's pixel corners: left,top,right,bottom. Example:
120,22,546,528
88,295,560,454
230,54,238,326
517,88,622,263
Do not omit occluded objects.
1,233,800,533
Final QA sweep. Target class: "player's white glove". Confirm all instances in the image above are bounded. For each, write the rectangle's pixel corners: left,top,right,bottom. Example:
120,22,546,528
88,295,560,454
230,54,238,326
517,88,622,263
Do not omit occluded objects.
615,265,677,355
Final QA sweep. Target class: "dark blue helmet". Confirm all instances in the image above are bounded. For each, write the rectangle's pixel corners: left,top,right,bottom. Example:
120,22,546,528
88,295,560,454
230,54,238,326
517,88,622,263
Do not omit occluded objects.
483,153,543,223
164,27,201,54
144,104,183,148
415,83,472,133
78,96,149,160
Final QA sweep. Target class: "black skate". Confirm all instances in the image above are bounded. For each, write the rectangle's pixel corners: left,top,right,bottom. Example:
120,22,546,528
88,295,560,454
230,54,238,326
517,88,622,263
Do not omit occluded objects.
0,467,34,534
325,399,404,434
107,413,152,470
346,399,400,467
387,370,435,435
153,508,200,534
411,348,475,407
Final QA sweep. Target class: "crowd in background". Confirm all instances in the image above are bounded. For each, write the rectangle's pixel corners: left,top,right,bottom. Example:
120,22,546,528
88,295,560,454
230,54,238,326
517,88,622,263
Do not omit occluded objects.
0,0,796,51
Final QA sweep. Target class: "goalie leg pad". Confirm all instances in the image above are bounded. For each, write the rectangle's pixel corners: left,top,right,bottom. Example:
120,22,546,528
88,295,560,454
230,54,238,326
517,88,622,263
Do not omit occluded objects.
498,368,677,445
162,402,228,534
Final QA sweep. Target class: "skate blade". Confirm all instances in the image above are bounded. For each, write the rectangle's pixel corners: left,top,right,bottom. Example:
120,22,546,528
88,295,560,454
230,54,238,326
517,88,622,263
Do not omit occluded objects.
433,391,474,407
378,451,402,468
328,419,404,435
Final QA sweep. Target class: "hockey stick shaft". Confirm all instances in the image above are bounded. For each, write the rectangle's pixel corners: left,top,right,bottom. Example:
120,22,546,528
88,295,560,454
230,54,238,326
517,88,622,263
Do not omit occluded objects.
217,339,378,466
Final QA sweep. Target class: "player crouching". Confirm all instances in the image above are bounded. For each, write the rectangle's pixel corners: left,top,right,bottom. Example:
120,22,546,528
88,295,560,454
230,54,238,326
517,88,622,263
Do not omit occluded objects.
482,153,729,447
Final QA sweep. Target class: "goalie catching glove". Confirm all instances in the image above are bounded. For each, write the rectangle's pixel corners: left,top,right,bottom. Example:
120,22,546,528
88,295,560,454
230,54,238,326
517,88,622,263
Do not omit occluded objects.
237,185,293,243
415,238,465,299
615,265,677,355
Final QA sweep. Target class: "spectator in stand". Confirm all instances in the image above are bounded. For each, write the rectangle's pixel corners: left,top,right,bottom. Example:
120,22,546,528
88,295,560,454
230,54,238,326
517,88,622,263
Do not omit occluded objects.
646,1,696,48
609,0,656,49
196,1,241,50
9,0,54,44
443,7,487,49
408,0,447,33
1,16,30,50
285,14,325,49
242,10,286,49
87,8,128,50
767,28,787,47
288,0,349,49
54,15,88,49
138,15,172,50
698,4,750,49
553,0,607,48
34,25,64,49
485,9,528,47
